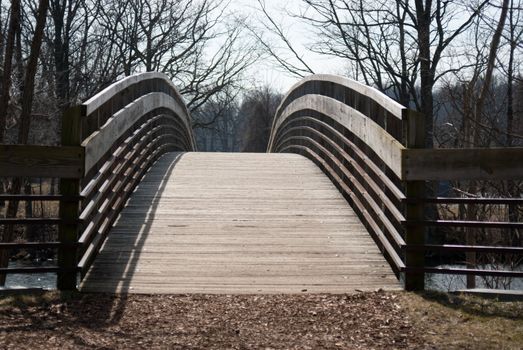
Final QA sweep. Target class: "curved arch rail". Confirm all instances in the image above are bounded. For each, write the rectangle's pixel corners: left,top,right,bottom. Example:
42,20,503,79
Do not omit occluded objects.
60,72,196,289
1,72,521,292
269,74,523,290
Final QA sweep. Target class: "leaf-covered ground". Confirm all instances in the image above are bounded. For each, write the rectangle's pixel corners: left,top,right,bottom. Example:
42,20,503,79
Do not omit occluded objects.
0,290,521,349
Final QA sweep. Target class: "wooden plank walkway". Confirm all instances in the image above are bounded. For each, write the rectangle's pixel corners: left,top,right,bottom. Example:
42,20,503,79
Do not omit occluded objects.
80,152,400,293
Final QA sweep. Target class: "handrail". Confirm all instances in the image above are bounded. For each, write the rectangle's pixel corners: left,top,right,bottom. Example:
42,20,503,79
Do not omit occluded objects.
0,174,80,283
402,147,523,180
269,74,523,291
268,74,411,283
269,74,405,149
1,72,521,292
271,94,405,177
63,72,196,289
0,72,196,290
0,145,84,178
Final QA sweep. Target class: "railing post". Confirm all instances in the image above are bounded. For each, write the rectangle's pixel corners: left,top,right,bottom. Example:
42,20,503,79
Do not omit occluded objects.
57,105,84,290
403,109,425,291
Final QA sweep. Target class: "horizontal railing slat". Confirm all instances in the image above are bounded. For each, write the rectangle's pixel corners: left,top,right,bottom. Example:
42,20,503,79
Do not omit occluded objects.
275,125,405,224
406,244,523,254
288,116,405,201
0,242,78,249
78,142,176,274
0,266,78,274
0,218,78,225
0,144,84,178
0,194,82,201
402,148,523,181
279,136,406,250
272,94,405,177
405,267,523,278
280,144,406,272
82,93,191,174
405,197,523,205
406,220,523,229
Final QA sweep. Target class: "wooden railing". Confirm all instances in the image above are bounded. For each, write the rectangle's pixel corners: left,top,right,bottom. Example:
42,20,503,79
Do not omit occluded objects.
2,72,521,292
268,74,523,291
0,72,195,290
0,145,83,280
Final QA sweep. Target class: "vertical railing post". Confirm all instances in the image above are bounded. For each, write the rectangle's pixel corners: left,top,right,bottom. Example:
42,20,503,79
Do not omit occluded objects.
403,109,426,291
57,105,84,290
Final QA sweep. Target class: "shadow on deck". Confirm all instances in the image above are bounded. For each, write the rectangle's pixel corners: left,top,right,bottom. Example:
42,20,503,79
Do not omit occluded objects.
80,152,399,294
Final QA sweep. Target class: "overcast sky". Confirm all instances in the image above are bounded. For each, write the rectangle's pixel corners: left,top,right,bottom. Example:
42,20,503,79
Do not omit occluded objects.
229,0,346,93
226,0,496,94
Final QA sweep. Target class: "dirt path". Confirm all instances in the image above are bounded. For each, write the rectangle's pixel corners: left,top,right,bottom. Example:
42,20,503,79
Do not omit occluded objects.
0,291,521,349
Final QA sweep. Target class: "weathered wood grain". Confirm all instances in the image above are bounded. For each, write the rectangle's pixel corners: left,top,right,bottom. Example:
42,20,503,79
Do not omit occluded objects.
0,144,84,178
268,74,406,151
278,74,405,119
402,147,523,180
80,152,399,294
82,92,191,173
83,72,186,117
270,95,405,177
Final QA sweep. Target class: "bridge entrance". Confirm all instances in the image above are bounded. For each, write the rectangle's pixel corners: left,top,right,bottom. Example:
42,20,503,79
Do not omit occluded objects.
2,72,520,293
80,152,399,293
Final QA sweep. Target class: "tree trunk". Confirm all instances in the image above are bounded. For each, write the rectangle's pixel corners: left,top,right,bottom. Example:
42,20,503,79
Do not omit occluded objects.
465,0,510,289
0,0,21,143
51,0,71,111
17,0,50,144
0,0,50,286
0,0,4,64
506,0,519,245
414,0,434,149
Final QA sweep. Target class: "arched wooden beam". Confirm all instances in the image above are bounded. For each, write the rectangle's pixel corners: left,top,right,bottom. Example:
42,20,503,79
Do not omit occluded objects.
82,92,193,173
84,72,189,120
270,94,405,178
82,72,196,151
269,74,406,150
70,72,196,283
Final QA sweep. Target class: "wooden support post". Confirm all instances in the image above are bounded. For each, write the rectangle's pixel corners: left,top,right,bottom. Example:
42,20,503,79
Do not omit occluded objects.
57,105,84,290
403,109,425,291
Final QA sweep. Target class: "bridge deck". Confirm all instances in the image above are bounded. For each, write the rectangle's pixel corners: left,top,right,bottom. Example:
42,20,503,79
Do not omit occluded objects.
80,152,400,293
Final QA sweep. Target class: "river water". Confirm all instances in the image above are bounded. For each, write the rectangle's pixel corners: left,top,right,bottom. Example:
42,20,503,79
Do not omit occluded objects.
4,260,522,291
4,260,56,289
425,265,523,292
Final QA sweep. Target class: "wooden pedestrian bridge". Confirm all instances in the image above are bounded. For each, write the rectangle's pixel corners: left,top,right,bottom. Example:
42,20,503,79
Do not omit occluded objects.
0,73,522,293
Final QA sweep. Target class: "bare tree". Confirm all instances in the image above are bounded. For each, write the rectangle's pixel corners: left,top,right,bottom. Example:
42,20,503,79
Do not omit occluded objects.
0,0,21,143
0,0,50,286
194,87,242,152
240,86,282,152
435,0,522,289
256,0,491,147
248,0,315,78
94,0,259,113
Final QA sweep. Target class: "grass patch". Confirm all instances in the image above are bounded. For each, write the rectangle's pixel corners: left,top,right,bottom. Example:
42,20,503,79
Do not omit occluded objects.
400,291,523,349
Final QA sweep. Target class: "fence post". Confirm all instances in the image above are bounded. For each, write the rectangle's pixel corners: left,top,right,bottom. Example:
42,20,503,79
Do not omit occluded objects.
403,109,425,291
57,105,84,290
